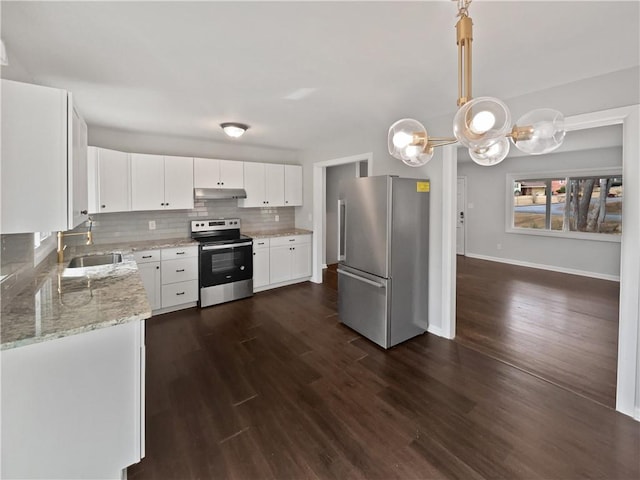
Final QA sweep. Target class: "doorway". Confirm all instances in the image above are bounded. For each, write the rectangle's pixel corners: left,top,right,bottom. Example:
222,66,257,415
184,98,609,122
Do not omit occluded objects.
311,152,373,283
456,176,466,255
457,114,638,416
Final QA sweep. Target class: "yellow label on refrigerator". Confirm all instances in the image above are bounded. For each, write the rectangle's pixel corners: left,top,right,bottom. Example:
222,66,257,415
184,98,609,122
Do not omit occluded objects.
416,181,430,192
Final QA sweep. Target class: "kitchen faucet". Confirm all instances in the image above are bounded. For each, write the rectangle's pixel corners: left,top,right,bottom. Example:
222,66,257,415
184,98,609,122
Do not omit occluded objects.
57,217,94,263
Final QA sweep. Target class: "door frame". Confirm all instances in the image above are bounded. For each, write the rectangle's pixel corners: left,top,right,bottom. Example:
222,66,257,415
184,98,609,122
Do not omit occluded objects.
311,152,374,284
456,176,467,256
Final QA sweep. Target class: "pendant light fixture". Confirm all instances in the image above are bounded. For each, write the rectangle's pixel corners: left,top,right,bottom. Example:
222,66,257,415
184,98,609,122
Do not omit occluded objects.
388,0,566,167
220,122,249,138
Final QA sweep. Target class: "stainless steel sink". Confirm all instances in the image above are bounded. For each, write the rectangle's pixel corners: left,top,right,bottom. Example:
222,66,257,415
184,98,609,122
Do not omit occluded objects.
67,253,123,268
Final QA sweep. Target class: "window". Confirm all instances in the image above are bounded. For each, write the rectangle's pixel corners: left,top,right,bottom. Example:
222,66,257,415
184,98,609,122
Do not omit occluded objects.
508,170,622,240
33,231,56,265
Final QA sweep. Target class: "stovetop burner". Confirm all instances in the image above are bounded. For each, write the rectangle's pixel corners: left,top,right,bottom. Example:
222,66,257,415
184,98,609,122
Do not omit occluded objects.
190,218,251,245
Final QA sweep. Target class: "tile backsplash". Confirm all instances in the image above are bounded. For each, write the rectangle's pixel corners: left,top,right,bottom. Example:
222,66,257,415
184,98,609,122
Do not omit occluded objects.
65,199,295,245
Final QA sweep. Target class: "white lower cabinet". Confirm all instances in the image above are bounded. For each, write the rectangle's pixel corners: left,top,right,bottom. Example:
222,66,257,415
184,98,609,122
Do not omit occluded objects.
135,246,198,313
1,321,145,480
161,280,198,308
254,234,311,292
253,238,271,289
135,251,162,311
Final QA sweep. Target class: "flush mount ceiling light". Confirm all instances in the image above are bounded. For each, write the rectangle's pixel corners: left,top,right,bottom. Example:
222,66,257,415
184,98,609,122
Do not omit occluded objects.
388,0,566,167
220,122,249,138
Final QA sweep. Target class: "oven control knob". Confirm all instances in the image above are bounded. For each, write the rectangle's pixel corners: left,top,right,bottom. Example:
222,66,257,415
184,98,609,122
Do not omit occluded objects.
240,266,245,270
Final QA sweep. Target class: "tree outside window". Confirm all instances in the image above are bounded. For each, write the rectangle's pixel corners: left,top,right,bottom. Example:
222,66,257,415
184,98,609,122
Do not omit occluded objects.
512,175,622,235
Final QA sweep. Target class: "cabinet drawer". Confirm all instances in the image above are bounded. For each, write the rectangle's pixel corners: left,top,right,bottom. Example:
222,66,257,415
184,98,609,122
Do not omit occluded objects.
161,257,198,284
269,234,311,247
134,250,161,264
253,238,270,250
161,280,198,308
161,245,198,260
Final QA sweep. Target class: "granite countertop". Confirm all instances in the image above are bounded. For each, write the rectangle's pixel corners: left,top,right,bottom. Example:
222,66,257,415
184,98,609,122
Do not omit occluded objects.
1,252,152,351
1,238,202,350
243,228,313,239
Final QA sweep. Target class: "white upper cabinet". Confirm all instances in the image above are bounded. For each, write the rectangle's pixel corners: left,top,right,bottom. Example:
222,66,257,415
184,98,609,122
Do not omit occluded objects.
238,162,285,208
88,147,131,214
194,158,244,189
284,165,303,206
164,156,195,209
1,80,89,233
239,162,268,207
69,106,89,228
265,164,285,206
131,154,194,211
131,154,165,211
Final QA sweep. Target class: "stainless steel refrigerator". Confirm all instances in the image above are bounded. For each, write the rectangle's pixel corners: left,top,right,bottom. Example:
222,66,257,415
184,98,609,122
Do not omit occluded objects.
337,175,429,349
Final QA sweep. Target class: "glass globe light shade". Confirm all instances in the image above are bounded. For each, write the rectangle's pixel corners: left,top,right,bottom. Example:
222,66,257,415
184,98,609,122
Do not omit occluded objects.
511,109,566,155
388,118,432,166
469,137,510,166
453,97,512,150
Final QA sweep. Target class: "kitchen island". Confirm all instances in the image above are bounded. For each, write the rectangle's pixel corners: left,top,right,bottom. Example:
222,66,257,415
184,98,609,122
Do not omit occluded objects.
1,250,152,480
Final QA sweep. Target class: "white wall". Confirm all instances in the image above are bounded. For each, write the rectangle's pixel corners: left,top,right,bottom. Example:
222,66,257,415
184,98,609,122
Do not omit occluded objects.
458,145,622,279
89,125,299,164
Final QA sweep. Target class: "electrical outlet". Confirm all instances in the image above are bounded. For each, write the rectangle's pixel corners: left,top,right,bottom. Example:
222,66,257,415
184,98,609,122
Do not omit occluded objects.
149,220,156,230
275,215,279,222
497,243,502,250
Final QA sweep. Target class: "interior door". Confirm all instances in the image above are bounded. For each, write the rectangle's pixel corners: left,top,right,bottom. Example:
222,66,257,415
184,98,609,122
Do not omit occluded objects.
456,176,466,255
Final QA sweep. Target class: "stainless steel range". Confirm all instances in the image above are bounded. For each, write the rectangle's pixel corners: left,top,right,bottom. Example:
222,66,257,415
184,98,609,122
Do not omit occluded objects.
191,218,253,307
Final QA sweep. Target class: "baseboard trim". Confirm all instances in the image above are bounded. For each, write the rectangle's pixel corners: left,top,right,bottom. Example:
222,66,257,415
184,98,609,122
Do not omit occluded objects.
151,301,198,316
464,253,620,282
427,324,445,337
254,276,311,293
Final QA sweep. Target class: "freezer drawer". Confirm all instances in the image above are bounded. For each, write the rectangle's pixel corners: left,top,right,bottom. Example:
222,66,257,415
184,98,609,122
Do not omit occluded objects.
337,267,389,348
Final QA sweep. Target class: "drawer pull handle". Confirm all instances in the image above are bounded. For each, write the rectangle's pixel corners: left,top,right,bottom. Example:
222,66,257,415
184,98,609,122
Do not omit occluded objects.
176,292,185,296
142,255,152,259
289,239,295,242
176,269,185,272
176,251,185,255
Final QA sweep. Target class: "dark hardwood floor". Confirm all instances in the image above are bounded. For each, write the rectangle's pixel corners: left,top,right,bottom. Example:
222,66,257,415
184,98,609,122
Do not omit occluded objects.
129,267,637,480
456,256,619,408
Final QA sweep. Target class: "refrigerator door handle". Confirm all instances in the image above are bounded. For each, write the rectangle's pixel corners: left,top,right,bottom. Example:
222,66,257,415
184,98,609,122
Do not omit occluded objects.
337,268,385,288
338,199,346,262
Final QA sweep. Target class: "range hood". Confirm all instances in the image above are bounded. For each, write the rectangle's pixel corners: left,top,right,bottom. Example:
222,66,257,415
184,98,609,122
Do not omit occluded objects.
194,188,247,200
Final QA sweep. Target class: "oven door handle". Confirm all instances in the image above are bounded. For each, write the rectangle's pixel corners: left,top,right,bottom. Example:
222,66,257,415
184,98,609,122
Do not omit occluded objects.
201,241,253,251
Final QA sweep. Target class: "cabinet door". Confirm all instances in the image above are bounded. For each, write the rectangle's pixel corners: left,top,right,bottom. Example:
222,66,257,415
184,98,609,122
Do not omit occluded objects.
69,104,89,229
131,153,165,211
98,148,131,213
253,248,270,289
265,164,285,206
240,162,266,207
290,241,312,279
164,156,194,210
219,160,244,188
137,261,161,311
193,158,221,188
284,164,303,206
1,321,143,479
1,80,68,233
269,245,291,284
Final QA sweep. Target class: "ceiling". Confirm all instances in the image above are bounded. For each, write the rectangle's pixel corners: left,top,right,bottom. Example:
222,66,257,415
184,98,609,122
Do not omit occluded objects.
2,1,638,153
